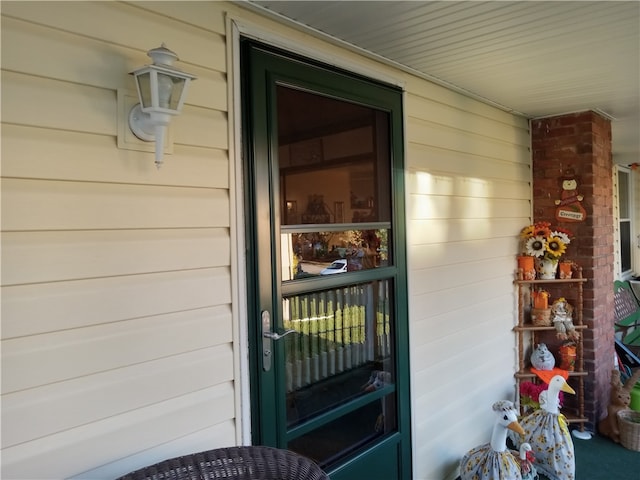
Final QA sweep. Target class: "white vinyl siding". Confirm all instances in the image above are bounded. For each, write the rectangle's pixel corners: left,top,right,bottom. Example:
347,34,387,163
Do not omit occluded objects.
1,2,235,479
2,2,530,480
404,78,530,480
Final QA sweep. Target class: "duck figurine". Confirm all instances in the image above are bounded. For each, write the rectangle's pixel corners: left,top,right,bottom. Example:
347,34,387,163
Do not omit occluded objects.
514,443,538,480
460,400,525,480
361,370,391,392
518,375,576,480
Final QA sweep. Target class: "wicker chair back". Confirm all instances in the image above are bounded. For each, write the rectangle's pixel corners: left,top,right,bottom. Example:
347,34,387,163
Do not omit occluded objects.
116,446,329,480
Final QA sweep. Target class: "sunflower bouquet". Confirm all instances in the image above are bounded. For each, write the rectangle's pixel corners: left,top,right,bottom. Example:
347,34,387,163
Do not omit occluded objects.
520,221,572,261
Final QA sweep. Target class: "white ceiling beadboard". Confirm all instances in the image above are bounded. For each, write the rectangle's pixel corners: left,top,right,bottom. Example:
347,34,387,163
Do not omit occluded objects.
244,1,640,165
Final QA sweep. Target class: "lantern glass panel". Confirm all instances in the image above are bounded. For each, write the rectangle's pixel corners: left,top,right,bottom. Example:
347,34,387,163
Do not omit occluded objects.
136,72,153,108
168,77,187,111
157,73,175,110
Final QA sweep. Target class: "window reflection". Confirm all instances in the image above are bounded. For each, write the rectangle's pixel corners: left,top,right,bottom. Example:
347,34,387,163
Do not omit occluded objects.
288,394,397,468
277,85,390,226
283,282,394,427
281,229,389,281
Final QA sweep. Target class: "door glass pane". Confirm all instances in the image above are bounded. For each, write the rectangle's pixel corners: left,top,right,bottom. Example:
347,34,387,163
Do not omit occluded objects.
618,170,631,273
274,81,401,471
621,220,631,272
282,281,394,427
281,229,390,281
278,86,390,226
619,170,629,219
283,280,397,463
288,395,397,467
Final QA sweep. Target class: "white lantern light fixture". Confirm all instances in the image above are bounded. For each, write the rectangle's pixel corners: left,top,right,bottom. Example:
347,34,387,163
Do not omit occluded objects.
129,43,196,168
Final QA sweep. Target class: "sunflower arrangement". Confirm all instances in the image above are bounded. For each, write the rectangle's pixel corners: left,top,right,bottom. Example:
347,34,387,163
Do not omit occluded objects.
520,221,572,261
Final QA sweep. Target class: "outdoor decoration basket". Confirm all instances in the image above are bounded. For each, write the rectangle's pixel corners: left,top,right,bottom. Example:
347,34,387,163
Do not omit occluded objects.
617,409,640,452
531,307,552,326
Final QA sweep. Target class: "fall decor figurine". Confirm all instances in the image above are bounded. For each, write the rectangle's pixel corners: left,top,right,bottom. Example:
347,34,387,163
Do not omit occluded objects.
516,375,576,480
551,298,579,341
361,370,391,392
598,368,640,443
555,172,586,223
513,443,538,480
530,343,555,371
459,400,526,480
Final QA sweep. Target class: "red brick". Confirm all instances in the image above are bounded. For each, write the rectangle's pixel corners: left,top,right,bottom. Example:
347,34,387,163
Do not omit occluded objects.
532,111,613,430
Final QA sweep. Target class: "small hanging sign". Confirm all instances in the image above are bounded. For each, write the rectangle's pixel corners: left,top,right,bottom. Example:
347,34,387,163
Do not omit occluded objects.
555,171,586,223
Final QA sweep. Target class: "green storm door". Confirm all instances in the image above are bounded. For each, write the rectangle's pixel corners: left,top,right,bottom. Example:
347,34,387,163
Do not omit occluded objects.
242,41,411,480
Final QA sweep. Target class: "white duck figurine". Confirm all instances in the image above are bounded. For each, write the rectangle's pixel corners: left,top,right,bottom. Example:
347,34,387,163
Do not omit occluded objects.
519,375,576,480
515,443,538,480
460,400,525,480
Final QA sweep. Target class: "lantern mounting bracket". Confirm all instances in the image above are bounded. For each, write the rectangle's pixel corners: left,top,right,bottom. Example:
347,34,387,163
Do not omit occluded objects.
128,104,156,142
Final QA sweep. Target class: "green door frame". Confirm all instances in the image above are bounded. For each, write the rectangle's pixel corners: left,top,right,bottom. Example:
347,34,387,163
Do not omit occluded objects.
241,39,412,479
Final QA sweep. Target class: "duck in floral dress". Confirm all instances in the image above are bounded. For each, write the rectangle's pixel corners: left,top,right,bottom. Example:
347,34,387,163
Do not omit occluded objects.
519,374,575,480
512,443,538,480
460,400,526,480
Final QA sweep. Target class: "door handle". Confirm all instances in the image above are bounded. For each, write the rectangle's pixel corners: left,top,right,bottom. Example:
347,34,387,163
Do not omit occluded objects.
263,330,296,340
261,310,296,371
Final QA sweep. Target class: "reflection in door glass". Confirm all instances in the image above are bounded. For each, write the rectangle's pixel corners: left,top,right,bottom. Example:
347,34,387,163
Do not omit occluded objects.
288,395,397,467
282,281,396,466
277,85,390,226
283,281,393,422
281,229,389,281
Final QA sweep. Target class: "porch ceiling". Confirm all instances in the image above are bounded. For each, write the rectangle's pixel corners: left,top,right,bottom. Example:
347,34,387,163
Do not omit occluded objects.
244,1,640,165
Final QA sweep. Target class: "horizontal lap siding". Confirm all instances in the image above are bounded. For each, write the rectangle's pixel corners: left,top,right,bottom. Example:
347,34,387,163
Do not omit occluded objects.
2,228,230,286
1,124,229,187
3,339,234,446
7,384,236,480
1,178,229,231
405,84,530,479
1,2,236,479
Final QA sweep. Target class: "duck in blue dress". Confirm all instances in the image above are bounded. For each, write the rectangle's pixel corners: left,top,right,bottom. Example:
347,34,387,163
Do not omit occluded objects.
460,400,527,480
518,375,576,480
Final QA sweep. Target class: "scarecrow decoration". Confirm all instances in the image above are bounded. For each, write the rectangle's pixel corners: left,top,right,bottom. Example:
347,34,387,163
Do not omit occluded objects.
555,171,586,223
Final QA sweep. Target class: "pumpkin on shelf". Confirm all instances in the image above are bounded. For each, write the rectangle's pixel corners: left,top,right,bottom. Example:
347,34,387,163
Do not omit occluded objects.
530,290,552,326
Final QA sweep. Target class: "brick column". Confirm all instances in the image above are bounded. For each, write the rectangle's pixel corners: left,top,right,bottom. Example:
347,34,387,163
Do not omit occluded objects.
531,111,614,430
